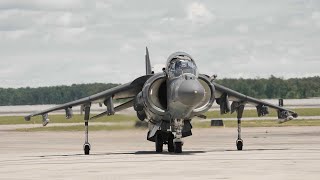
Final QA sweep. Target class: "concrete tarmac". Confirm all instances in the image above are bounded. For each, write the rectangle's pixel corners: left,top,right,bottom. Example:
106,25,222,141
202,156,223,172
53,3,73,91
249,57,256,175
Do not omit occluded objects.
0,127,320,180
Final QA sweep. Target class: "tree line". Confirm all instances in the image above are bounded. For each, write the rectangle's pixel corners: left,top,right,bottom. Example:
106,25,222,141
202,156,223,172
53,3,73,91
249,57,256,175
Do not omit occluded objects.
215,76,320,99
0,76,319,106
0,83,119,106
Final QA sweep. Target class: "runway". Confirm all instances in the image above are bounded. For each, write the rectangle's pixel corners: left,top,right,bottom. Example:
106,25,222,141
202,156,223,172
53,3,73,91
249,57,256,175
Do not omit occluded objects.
0,127,320,180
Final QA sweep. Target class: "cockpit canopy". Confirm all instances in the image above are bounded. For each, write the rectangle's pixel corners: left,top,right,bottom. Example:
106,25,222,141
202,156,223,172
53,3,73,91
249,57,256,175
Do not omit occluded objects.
166,52,198,78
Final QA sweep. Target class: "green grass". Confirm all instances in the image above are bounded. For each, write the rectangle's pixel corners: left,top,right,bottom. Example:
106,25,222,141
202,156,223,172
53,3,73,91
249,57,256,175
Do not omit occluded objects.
0,114,138,125
192,119,320,128
16,124,138,132
15,119,320,132
1,108,319,132
204,108,320,118
1,108,318,125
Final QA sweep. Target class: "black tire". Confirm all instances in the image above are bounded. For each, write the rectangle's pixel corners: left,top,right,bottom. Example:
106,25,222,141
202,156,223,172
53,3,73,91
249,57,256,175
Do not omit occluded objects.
236,140,243,151
174,142,182,153
168,133,174,152
155,133,163,153
84,144,90,155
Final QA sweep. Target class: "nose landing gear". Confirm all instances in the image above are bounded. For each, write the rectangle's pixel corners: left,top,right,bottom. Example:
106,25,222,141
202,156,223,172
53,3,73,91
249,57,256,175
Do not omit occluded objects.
172,119,184,153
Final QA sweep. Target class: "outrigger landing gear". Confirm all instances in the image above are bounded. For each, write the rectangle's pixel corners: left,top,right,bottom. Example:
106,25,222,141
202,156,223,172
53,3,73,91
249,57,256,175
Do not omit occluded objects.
83,104,91,155
235,104,245,151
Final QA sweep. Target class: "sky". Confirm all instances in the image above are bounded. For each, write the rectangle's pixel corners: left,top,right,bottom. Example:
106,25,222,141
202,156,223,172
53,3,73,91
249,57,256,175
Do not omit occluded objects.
0,0,319,88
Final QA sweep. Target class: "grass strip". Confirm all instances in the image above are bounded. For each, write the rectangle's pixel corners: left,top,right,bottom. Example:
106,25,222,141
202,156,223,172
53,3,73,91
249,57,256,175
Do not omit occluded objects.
192,119,320,128
204,108,320,118
0,114,138,125
14,119,320,132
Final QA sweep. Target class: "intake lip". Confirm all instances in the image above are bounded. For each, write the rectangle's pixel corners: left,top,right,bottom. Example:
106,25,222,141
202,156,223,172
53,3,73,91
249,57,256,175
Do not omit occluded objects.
177,79,205,106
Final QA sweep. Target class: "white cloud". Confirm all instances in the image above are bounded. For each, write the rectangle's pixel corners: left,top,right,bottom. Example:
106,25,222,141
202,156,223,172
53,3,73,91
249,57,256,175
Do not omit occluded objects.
289,17,309,27
95,1,111,9
186,2,215,24
311,11,320,27
159,17,175,24
120,43,135,53
0,29,33,40
0,0,319,88
0,0,89,11
52,27,88,43
235,24,249,33
265,16,275,24
36,12,88,27
311,11,320,20
145,31,163,42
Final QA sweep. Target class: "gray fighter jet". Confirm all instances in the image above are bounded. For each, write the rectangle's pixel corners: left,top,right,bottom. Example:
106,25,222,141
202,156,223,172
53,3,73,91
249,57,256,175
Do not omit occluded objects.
25,47,298,154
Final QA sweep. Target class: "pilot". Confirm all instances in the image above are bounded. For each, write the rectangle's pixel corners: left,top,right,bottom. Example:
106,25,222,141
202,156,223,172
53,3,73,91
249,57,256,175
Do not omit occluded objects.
174,60,183,76
175,60,182,69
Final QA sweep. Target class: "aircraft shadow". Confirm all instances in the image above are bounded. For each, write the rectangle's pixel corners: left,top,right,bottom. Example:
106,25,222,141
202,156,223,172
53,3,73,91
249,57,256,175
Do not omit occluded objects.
224,148,290,152
27,148,289,158
32,150,206,158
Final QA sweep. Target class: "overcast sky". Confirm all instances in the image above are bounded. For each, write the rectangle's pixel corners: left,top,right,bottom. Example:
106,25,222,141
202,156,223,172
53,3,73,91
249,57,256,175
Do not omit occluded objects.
0,0,319,88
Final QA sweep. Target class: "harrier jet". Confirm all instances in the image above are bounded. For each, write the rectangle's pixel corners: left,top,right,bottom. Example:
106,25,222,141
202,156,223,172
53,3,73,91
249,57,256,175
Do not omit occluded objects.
25,48,298,154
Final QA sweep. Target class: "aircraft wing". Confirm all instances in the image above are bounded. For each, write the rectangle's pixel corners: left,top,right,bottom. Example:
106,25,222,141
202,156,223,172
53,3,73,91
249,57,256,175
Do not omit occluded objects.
211,81,298,120
24,75,151,121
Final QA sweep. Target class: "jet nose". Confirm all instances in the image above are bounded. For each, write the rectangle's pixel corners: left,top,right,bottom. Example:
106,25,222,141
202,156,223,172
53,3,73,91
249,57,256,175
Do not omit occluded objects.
177,79,205,106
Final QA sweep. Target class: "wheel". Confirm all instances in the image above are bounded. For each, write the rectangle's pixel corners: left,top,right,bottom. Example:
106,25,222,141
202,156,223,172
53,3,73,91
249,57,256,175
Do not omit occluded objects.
168,133,174,152
236,139,243,151
155,133,163,153
174,142,182,153
84,144,90,155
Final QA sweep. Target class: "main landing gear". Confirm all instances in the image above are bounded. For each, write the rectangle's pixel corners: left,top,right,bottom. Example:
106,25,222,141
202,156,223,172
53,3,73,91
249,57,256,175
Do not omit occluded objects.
167,133,174,152
174,141,182,153
155,131,182,153
155,119,184,153
155,133,163,153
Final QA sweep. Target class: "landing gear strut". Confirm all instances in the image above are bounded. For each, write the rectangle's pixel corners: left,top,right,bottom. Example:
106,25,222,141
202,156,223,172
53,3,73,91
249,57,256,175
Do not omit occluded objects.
153,118,185,153
155,133,163,153
83,104,91,155
174,141,182,153
235,104,245,151
168,133,174,152
154,131,180,153
173,119,183,153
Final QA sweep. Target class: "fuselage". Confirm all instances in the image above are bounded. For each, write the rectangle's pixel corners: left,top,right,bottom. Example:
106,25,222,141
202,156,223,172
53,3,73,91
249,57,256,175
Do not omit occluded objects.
134,52,215,135
166,52,206,119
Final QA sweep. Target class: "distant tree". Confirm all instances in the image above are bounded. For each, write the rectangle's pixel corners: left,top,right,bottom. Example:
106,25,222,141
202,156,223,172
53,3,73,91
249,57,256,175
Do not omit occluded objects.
0,83,120,106
0,76,319,106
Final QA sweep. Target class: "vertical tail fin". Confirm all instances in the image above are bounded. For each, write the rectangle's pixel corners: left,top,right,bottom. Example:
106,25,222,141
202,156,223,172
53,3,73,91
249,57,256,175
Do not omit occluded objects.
145,47,152,75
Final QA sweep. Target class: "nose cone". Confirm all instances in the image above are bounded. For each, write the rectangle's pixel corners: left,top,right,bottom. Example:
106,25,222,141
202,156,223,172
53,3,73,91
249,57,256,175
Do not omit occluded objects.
178,80,205,106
